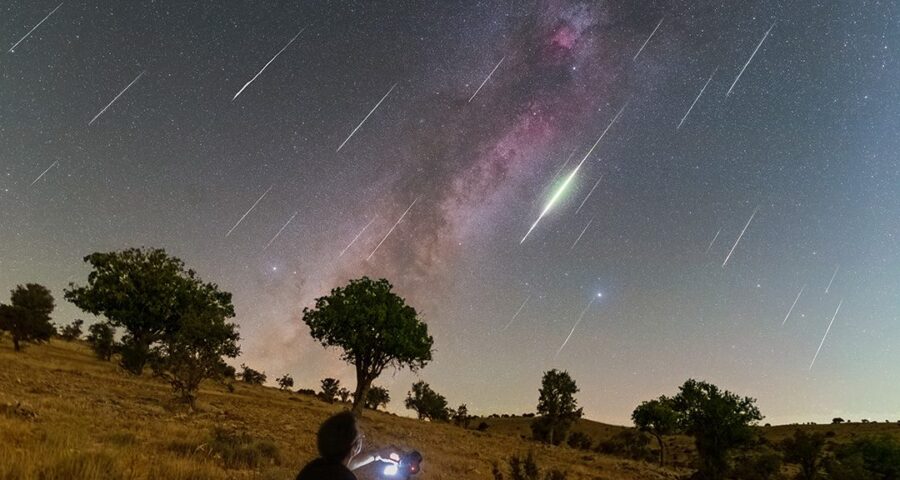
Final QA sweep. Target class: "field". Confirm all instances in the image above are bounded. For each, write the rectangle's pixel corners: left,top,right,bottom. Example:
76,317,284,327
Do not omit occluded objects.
2,338,898,479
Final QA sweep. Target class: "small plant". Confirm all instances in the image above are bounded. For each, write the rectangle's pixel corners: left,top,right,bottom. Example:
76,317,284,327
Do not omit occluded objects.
492,452,568,480
239,364,266,385
207,427,281,469
59,319,84,341
566,431,592,450
477,421,489,431
276,374,294,391
596,429,653,462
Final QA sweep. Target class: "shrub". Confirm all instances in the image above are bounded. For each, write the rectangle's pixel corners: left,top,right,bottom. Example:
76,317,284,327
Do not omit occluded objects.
728,447,783,480
296,388,316,396
596,429,653,461
832,417,845,424
824,435,900,479
491,452,568,480
365,385,391,410
59,319,84,341
239,364,266,385
320,378,340,403
86,322,117,361
405,381,450,421
276,374,294,391
780,429,825,480
208,427,281,469
478,422,489,431
566,431,592,450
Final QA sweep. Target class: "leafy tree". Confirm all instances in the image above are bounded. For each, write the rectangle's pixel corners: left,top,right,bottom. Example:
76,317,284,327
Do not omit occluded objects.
240,364,266,385
566,431,592,450
832,417,845,424
364,386,390,410
320,378,341,402
86,322,117,361
65,248,235,374
454,403,472,428
531,369,583,445
302,277,434,416
150,309,240,408
632,396,679,466
824,435,900,480
596,429,653,461
0,284,56,351
780,429,825,480
60,319,85,341
276,374,294,391
405,381,450,421
671,379,763,479
338,387,351,402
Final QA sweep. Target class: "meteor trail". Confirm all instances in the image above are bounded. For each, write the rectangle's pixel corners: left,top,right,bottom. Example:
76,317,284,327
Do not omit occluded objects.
633,17,664,61
232,29,304,101
367,197,418,261
8,3,63,53
575,175,603,214
809,298,843,370
225,185,272,237
825,265,839,293
521,103,627,244
262,211,298,251
705,228,721,254
781,285,805,326
30,161,58,186
551,148,578,183
337,83,398,152
678,67,717,130
556,296,598,358
468,56,505,103
722,206,759,267
570,218,593,250
339,217,376,257
88,71,145,126
726,21,776,97
502,295,531,331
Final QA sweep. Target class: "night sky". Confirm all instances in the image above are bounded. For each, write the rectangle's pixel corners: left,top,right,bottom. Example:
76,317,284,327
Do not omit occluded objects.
2,1,898,425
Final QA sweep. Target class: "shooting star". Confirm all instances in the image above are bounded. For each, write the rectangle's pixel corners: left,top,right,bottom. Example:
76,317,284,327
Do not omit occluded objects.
722,206,759,267
367,197,418,261
726,21,776,97
574,175,603,215
781,285,805,326
262,211,298,251
502,295,531,331
633,17,664,61
570,218,594,250
677,67,717,130
825,265,839,294
336,83,398,152
809,298,843,370
705,228,722,254
556,294,601,358
521,103,627,244
8,3,63,53
339,217,376,257
30,161,58,186
88,71,145,126
468,56,505,103
225,185,273,237
232,29,304,101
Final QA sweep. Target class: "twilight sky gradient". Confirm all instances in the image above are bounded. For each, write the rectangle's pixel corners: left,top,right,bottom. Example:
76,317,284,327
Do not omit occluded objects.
2,1,898,425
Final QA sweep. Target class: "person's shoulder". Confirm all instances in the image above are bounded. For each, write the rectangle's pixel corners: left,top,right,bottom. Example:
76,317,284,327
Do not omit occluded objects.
296,458,357,480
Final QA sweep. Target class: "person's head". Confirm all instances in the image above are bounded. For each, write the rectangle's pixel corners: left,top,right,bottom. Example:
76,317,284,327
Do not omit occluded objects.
317,411,363,465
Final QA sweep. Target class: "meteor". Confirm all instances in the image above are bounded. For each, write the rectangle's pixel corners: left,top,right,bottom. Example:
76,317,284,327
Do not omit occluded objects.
520,103,626,244
88,71,145,126
809,299,842,370
8,3,63,53
633,17,664,61
570,218,593,250
468,56,505,103
339,217,376,257
225,185,273,237
502,295,531,331
30,161,59,186
262,211,298,251
574,175,603,215
781,285,805,326
705,228,721,254
678,67,717,130
367,197,418,261
825,265,839,294
556,294,600,358
722,206,759,267
726,21,776,97
337,83,398,152
232,29,304,101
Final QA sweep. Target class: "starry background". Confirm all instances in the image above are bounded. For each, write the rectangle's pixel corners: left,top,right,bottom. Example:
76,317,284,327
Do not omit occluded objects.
1,0,898,425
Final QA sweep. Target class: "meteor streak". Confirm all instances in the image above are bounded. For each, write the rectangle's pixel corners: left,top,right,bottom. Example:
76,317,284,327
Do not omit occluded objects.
726,21,776,97
722,206,758,267
468,56,505,103
678,67,717,130
8,3,63,53
825,265,839,293
339,217,376,257
705,228,721,254
502,295,531,331
521,103,627,244
556,295,598,358
30,161,58,186
570,218,593,250
574,175,603,214
88,71,145,126
781,285,805,326
337,83,398,152
232,29,304,101
367,197,418,261
225,185,273,237
633,17,664,61
809,298,842,370
262,211,298,251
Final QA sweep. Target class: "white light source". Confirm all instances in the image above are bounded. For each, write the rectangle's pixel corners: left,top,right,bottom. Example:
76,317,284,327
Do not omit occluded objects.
383,464,399,476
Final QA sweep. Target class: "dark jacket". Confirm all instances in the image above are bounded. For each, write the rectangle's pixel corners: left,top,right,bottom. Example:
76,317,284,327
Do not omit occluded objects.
296,458,357,480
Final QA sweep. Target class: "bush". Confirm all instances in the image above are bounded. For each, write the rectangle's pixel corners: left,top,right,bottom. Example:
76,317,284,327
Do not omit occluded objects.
207,427,281,469
824,435,900,479
832,417,845,424
780,429,825,480
276,374,294,391
728,447,783,480
566,431,592,450
491,452,568,480
320,378,340,403
86,322,117,361
296,388,316,396
59,319,84,341
596,429,653,461
405,381,450,421
478,422,489,431
239,364,266,385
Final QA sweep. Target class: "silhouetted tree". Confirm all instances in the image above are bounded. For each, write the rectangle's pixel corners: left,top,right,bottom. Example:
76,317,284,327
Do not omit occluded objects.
86,322,117,360
60,319,84,341
239,364,266,385
823,435,900,479
671,379,763,479
632,396,679,466
780,429,825,480
276,374,294,391
832,417,845,424
531,369,583,445
338,387,351,402
0,284,56,352
66,248,235,374
405,380,450,421
302,277,433,416
491,451,568,480
320,378,341,403
364,386,390,410
454,403,472,428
